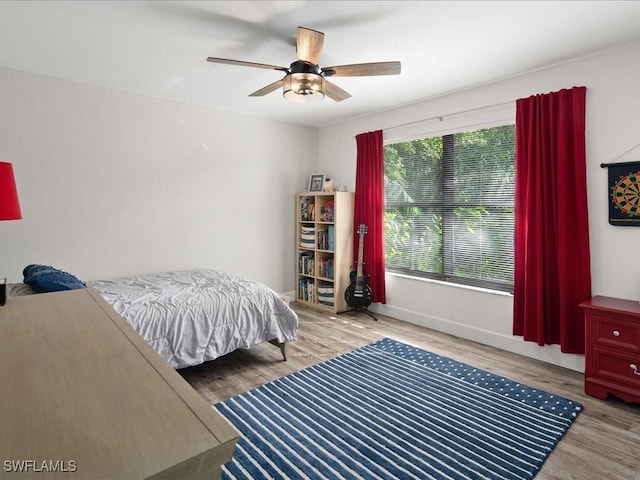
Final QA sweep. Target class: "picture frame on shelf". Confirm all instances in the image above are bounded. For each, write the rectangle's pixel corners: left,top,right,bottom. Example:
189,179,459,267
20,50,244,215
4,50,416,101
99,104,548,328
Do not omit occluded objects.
308,174,325,192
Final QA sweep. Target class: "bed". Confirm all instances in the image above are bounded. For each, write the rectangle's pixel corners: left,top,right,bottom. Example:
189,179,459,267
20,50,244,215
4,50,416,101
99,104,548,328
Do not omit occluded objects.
11,267,298,369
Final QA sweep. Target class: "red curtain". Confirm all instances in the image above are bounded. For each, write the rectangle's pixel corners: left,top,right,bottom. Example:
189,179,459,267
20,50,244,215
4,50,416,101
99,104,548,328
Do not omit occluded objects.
513,86,591,354
354,130,386,304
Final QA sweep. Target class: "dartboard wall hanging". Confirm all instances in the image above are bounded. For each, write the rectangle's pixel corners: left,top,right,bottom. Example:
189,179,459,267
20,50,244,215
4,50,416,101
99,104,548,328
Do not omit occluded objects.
607,161,640,226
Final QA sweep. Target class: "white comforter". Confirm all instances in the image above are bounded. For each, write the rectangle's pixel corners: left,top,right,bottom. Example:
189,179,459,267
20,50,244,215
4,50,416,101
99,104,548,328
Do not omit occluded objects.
88,269,298,369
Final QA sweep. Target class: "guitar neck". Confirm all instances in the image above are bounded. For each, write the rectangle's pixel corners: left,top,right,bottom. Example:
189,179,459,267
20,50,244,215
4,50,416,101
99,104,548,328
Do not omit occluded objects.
356,231,365,278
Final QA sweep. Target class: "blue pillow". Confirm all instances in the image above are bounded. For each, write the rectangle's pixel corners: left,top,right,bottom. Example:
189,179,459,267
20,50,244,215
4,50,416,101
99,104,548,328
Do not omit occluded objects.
23,264,86,293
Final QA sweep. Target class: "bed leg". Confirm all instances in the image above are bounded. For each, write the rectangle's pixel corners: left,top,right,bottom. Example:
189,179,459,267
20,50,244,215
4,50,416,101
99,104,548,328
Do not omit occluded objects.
268,340,287,361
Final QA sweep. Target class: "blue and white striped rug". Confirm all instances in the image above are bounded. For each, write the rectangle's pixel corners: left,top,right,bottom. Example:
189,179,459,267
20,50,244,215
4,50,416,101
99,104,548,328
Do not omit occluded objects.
214,338,582,480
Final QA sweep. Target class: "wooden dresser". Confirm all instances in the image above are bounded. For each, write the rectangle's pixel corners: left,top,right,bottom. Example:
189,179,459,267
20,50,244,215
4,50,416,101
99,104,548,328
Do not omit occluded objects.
580,295,640,403
0,288,239,479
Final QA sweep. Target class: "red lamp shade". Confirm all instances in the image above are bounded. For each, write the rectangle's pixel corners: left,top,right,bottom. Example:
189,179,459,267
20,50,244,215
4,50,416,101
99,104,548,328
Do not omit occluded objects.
0,162,22,220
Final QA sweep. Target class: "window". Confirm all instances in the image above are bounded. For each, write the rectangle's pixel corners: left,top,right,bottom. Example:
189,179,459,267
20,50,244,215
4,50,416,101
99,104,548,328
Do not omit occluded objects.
384,124,515,292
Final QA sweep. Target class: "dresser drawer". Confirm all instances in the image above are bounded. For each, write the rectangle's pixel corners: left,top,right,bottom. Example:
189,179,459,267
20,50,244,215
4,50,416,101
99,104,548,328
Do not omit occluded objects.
592,315,640,351
581,296,640,403
591,347,640,389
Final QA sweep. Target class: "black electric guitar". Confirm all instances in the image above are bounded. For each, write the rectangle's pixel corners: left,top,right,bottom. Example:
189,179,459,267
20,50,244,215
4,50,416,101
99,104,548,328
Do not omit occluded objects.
344,224,373,309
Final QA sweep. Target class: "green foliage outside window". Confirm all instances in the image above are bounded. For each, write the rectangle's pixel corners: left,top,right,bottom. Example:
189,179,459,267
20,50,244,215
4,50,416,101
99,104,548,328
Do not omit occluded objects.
384,125,515,292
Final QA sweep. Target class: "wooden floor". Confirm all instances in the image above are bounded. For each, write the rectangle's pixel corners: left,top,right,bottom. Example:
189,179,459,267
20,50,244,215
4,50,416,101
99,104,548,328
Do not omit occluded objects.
180,303,640,480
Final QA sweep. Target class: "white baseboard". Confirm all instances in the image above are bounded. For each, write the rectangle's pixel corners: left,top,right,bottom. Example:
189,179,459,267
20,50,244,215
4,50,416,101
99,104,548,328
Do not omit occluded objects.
280,290,295,305
370,303,585,373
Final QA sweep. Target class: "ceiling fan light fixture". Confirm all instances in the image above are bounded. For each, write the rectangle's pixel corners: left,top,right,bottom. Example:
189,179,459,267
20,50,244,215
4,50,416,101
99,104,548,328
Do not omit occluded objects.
283,73,325,103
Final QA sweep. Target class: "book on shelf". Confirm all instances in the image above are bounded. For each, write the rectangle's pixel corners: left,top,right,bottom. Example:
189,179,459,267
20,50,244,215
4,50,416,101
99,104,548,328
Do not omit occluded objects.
298,252,315,275
316,226,335,251
318,203,335,222
298,277,315,302
317,229,328,250
327,225,335,251
318,258,334,279
320,201,334,222
299,200,316,222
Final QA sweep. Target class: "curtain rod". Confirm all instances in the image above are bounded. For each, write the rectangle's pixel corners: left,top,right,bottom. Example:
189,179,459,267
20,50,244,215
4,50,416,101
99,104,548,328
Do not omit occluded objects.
600,142,640,168
384,99,514,132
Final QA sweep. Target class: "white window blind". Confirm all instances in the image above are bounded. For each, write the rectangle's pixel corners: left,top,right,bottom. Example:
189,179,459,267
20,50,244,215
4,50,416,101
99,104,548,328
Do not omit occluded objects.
384,124,515,292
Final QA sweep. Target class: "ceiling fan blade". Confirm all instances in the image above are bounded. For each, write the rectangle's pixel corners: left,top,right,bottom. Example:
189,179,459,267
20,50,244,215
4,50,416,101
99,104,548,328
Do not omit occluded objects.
324,79,351,102
296,27,324,64
249,79,284,97
322,61,401,77
207,57,288,72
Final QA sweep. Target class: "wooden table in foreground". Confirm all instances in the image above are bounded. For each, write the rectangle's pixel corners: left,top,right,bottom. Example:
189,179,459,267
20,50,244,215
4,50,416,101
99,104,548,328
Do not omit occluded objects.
0,288,239,479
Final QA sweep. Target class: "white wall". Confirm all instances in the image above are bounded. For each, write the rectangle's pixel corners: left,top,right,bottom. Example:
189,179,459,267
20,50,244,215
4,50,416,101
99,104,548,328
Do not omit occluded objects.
318,43,640,372
0,67,316,292
3,43,639,372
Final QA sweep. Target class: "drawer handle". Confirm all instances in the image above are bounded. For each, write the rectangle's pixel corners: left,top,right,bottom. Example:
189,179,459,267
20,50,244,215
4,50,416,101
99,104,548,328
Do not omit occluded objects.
613,330,620,337
631,364,640,376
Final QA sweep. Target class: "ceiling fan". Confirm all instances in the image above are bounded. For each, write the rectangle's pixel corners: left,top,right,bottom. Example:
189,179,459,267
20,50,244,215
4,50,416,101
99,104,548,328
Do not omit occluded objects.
206,26,401,103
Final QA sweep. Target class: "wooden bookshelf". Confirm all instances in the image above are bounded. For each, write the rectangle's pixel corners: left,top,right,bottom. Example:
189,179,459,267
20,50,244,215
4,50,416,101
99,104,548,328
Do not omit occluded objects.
295,191,354,313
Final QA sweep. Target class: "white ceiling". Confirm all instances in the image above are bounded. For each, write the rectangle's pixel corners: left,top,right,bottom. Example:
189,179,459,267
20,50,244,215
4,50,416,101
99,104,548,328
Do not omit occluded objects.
1,1,640,128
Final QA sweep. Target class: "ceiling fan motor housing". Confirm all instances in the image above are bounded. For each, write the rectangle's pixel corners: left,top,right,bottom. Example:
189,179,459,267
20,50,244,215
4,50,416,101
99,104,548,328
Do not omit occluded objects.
289,60,322,75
